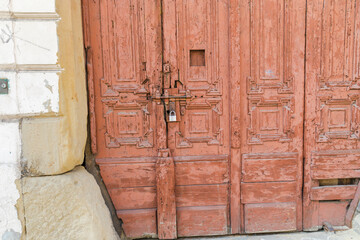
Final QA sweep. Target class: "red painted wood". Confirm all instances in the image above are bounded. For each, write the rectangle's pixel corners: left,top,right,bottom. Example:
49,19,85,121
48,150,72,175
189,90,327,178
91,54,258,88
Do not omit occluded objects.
156,157,177,239
175,161,228,185
108,187,156,210
99,163,156,188
310,185,357,201
304,0,360,230
233,0,306,232
117,209,157,238
345,181,360,227
318,201,349,227
241,182,297,204
176,185,228,207
177,206,228,237
82,0,360,237
244,202,297,233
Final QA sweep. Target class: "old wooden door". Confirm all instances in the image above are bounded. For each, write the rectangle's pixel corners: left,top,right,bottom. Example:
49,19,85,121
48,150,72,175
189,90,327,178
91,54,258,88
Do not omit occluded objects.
303,0,360,231
160,0,232,238
81,0,316,238
83,0,231,238
229,0,306,233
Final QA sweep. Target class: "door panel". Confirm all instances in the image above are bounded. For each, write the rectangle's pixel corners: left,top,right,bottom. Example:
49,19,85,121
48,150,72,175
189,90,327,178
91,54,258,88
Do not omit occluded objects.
162,0,231,236
81,0,360,238
83,0,163,238
304,0,360,230
230,0,306,233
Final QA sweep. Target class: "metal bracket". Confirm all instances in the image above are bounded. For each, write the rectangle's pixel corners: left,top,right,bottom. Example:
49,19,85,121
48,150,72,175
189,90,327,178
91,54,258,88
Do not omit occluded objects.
0,79,9,94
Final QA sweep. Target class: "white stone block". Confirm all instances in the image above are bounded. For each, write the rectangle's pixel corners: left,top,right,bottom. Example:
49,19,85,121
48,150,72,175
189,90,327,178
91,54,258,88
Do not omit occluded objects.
0,72,19,116
0,164,22,238
14,21,58,65
17,72,59,114
0,122,20,165
0,0,10,12
12,0,55,13
0,20,15,64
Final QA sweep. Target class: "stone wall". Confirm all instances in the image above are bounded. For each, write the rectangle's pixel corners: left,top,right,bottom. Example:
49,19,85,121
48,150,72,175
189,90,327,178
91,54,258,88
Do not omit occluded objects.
0,0,120,239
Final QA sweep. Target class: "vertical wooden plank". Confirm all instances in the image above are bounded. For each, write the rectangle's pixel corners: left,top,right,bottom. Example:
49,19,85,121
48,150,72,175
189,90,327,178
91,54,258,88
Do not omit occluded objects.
156,156,177,239
162,0,177,89
81,0,97,154
303,0,322,231
229,0,241,234
345,181,360,227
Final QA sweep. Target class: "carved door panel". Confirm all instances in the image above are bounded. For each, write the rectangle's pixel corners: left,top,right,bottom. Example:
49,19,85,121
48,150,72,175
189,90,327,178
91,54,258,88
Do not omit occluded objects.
230,0,306,233
83,0,163,238
304,0,360,230
161,0,231,237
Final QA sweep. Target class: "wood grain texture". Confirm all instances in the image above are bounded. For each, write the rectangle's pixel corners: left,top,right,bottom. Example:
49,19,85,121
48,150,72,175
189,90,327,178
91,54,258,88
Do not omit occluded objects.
242,158,297,182
177,206,228,237
176,184,228,207
117,209,157,238
99,163,155,188
108,187,156,210
242,182,297,204
310,185,357,200
156,157,177,239
304,0,360,230
244,202,297,233
318,201,349,227
175,161,228,185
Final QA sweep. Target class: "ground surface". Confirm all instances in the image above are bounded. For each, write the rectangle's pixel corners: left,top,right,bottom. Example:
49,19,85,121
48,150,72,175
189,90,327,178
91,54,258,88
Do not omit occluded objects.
183,214,360,240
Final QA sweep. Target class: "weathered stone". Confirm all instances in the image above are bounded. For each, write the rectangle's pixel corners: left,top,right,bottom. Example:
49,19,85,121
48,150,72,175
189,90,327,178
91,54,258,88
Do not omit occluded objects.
20,0,87,176
21,117,84,176
22,167,120,240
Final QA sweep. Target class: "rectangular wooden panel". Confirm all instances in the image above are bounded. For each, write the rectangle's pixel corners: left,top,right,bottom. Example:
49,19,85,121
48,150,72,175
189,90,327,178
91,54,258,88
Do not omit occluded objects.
176,184,228,207
318,201,349,226
242,153,297,182
99,163,155,188
311,169,360,180
244,202,297,233
241,182,297,204
156,157,177,239
311,150,360,170
108,187,156,210
117,209,157,239
175,161,228,185
177,206,228,237
310,185,357,200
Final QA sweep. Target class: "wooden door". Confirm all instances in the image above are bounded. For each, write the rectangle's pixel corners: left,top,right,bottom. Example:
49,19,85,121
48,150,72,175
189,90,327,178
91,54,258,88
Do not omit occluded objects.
82,0,164,238
162,0,231,237
230,0,306,233
80,0,329,238
304,0,360,231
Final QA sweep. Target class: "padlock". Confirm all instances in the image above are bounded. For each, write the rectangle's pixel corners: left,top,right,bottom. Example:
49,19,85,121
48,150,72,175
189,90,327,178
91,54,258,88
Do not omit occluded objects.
169,110,176,122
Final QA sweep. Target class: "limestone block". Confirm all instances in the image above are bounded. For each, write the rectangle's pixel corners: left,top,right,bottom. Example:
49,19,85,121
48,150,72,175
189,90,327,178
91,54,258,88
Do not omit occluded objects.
22,166,120,240
21,117,83,176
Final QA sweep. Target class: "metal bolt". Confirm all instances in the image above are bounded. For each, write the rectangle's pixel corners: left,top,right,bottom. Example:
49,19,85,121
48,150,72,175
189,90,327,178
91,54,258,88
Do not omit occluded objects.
0,83,6,89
